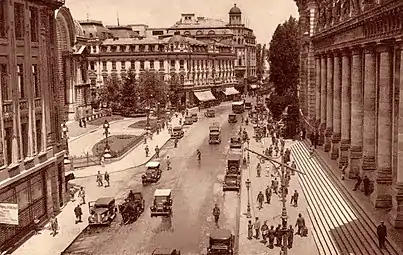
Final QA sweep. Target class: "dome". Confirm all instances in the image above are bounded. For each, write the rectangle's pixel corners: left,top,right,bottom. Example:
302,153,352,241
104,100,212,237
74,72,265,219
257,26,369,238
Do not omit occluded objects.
73,20,84,36
168,35,186,44
229,4,241,14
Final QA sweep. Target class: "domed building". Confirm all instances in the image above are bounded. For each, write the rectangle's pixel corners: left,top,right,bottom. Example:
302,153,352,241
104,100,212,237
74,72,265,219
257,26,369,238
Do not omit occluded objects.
56,7,93,121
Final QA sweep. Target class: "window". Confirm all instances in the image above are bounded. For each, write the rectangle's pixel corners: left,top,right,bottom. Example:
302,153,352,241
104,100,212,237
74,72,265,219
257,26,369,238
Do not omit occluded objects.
111,61,116,70
152,30,163,36
159,60,164,70
0,1,6,38
16,182,29,210
31,175,44,201
140,60,144,70
32,65,40,98
121,61,125,69
0,64,9,100
102,61,107,70
130,60,135,70
36,119,42,152
21,123,28,158
179,60,184,69
14,3,24,40
170,60,175,69
17,64,24,98
149,60,154,69
90,61,95,70
5,127,12,164
29,7,38,42
174,31,180,35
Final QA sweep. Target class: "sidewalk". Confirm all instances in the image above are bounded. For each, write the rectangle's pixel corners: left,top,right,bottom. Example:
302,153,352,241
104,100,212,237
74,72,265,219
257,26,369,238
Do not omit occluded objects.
238,125,318,255
12,116,181,255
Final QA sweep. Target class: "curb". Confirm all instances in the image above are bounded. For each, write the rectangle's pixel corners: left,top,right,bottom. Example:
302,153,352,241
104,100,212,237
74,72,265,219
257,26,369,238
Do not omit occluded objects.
69,119,124,143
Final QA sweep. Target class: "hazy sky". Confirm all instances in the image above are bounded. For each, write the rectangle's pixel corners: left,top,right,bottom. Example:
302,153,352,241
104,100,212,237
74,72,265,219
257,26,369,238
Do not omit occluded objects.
64,0,299,44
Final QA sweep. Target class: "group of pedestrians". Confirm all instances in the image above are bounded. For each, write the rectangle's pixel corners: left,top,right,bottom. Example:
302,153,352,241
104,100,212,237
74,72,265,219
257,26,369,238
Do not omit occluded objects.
96,170,110,187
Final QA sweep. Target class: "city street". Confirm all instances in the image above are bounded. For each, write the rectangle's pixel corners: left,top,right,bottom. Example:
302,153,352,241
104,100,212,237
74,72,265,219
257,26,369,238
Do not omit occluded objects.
62,104,241,254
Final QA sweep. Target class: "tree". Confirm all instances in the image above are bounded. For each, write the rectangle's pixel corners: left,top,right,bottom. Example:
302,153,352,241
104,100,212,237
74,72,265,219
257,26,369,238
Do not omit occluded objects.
138,70,167,106
168,73,183,110
120,71,139,110
256,43,262,80
98,77,121,111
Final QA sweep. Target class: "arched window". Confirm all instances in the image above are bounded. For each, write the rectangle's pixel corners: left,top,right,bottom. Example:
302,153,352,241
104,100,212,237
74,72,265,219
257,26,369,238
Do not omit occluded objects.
89,33,93,38
237,38,241,44
208,30,215,35
184,31,190,36
174,31,180,35
196,30,203,35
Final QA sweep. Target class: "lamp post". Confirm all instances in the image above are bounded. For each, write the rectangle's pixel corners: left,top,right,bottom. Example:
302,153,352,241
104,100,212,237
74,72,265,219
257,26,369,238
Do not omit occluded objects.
245,178,252,218
61,122,70,164
103,120,111,159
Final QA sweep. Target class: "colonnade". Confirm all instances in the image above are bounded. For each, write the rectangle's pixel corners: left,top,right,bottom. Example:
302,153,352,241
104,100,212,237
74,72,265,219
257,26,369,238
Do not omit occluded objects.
313,39,403,227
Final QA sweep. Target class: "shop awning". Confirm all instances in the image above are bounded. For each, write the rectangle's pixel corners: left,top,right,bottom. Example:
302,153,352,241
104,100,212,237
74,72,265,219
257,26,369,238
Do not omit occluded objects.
222,87,240,96
194,90,216,102
250,84,258,89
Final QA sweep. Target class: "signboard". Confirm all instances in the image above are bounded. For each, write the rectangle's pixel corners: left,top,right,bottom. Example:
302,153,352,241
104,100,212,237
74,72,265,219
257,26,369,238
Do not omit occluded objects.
0,203,19,225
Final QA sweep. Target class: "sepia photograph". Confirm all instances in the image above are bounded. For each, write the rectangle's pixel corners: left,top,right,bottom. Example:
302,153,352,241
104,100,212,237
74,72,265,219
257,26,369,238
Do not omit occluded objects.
0,0,402,254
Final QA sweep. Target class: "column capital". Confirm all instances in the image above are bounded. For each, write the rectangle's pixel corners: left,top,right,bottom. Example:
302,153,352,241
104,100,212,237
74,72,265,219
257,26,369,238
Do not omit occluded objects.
341,47,351,56
363,42,377,54
376,40,394,53
351,46,362,55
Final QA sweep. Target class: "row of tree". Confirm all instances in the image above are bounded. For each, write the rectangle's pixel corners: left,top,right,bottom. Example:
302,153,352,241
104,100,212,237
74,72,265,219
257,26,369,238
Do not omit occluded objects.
99,70,184,112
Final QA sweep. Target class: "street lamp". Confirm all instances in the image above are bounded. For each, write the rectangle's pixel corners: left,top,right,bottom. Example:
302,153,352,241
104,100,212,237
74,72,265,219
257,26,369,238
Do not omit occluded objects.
61,122,70,164
103,120,111,159
245,178,252,218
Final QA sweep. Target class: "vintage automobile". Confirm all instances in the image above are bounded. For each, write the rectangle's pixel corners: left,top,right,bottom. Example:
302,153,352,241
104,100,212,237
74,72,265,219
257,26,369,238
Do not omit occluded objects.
248,110,257,119
223,174,240,192
142,161,162,185
205,109,215,118
231,101,245,114
152,248,181,255
227,152,242,175
244,102,252,110
184,115,193,125
118,191,145,224
150,189,173,217
229,137,242,149
191,113,198,122
228,114,237,123
207,229,235,255
88,197,117,226
171,126,184,139
209,124,221,144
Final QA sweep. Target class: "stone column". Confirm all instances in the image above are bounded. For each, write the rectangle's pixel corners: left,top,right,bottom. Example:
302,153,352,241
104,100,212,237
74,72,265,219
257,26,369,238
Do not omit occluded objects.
325,53,334,152
348,47,364,179
331,51,342,159
315,56,321,128
319,54,327,145
372,43,393,208
389,40,403,228
339,49,351,167
362,44,377,181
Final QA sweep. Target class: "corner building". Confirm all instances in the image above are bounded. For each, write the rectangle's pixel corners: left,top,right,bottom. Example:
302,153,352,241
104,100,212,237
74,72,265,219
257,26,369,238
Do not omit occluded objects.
295,0,403,228
0,0,66,250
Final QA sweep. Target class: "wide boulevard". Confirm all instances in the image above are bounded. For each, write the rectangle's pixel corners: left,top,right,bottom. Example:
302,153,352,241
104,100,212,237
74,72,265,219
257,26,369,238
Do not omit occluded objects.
63,104,242,254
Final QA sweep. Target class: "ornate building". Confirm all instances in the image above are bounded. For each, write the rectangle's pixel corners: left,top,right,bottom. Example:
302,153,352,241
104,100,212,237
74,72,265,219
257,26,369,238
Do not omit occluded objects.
0,0,66,251
295,0,403,228
56,7,92,121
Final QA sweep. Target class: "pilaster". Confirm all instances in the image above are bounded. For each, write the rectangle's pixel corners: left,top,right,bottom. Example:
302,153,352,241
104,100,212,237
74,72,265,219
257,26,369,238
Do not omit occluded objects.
325,53,334,152
319,54,327,146
339,48,351,167
315,55,321,127
372,42,394,208
331,50,341,160
348,47,363,179
362,44,377,179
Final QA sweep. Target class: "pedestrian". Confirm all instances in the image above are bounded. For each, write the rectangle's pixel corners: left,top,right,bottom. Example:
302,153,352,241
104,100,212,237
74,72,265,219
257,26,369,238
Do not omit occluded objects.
265,185,272,204
257,191,264,210
295,213,306,235
69,186,75,201
353,175,362,191
292,190,299,207
174,138,178,148
74,204,83,224
363,175,370,196
256,163,261,177
275,224,282,246
288,225,294,249
78,187,85,205
49,214,58,236
33,216,40,234
96,171,103,187
79,119,82,128
155,145,160,158
247,220,253,240
145,145,150,157
104,171,110,187
340,164,347,180
377,221,387,249
100,155,105,167
291,161,296,175
166,156,171,170
308,147,314,159
261,221,269,243
82,119,86,128
272,178,279,194
267,225,276,249
254,217,261,239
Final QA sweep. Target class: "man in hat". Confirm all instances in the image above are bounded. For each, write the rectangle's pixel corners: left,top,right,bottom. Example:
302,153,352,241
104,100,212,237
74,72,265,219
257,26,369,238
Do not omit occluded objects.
377,221,387,249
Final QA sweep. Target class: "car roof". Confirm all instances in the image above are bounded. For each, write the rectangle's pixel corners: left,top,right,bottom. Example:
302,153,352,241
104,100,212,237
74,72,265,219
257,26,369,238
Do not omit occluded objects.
191,113,197,116
229,113,236,116
154,189,172,196
146,161,160,168
210,229,232,240
95,197,115,205
232,101,243,105
173,126,182,129
228,153,242,160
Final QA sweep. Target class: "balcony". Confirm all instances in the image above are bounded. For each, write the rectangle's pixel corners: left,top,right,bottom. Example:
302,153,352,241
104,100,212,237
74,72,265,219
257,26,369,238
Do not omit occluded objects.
19,100,28,111
35,98,42,110
3,101,12,117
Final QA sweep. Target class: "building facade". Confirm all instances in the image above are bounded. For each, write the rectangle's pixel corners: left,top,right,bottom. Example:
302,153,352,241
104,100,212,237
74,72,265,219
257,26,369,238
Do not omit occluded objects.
89,34,237,106
0,0,66,251
56,7,92,121
295,0,403,228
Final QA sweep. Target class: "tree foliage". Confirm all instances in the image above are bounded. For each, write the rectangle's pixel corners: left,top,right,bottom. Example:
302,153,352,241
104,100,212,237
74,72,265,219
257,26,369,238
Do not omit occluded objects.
256,43,266,81
168,73,183,109
137,70,167,105
268,16,299,96
99,77,121,111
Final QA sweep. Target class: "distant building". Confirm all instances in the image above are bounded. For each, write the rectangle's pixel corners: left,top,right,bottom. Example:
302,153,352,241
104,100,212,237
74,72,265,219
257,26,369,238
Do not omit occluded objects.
0,0,66,251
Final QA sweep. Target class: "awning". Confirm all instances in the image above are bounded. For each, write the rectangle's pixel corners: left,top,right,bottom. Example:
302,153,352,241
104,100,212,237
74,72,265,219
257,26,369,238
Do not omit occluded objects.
222,87,239,96
194,90,216,102
250,84,258,89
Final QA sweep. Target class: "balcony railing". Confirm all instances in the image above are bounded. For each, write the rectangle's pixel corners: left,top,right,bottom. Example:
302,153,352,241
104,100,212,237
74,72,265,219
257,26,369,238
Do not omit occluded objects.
19,100,28,110
35,98,42,109
3,101,12,114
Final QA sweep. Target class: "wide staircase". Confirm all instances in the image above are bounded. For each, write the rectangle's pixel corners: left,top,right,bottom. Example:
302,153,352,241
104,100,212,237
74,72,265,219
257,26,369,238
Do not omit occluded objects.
291,142,401,255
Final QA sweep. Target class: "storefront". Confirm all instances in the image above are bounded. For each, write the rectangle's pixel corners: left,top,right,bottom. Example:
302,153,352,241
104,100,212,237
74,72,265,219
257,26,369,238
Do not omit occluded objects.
222,87,240,101
193,90,217,108
0,170,47,250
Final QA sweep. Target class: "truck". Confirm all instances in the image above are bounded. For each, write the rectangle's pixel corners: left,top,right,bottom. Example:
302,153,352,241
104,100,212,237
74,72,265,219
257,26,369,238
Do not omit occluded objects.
209,123,221,144
232,101,245,114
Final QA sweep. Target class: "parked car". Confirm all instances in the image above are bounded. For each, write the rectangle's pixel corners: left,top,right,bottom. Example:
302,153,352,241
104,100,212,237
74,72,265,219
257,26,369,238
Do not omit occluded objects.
245,102,252,110
207,229,235,254
88,197,117,225
205,109,215,117
191,113,198,122
171,126,184,139
223,174,240,192
228,114,237,123
184,116,193,125
229,137,242,149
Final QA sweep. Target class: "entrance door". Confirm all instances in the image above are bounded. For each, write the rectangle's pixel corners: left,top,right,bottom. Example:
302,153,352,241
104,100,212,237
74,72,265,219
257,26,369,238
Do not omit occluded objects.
58,163,64,207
